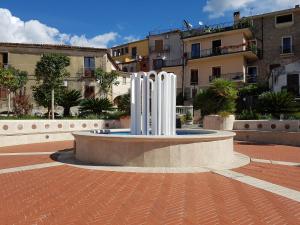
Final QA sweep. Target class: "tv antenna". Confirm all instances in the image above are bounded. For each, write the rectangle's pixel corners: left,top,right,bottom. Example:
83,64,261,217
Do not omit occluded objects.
183,20,193,30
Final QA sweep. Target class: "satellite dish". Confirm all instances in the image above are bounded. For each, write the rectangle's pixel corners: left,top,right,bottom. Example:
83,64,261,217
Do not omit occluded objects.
183,20,193,30
199,21,204,26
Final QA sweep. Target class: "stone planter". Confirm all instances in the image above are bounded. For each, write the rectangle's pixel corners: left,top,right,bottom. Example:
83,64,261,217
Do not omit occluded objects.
203,115,235,130
120,116,131,128
185,120,193,125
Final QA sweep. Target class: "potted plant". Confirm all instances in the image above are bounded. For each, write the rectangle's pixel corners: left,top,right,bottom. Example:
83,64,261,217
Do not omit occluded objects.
193,79,238,130
185,111,193,125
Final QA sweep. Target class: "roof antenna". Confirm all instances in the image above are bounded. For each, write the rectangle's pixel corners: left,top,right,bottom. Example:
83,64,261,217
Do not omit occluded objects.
183,20,193,30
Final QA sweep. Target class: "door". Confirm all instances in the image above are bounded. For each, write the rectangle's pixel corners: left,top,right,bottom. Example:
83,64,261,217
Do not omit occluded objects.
287,74,299,96
212,40,221,55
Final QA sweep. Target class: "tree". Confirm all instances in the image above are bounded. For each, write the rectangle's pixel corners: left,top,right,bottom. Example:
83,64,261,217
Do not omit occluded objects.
94,68,120,97
79,98,113,116
58,89,82,117
257,91,300,118
34,53,70,119
193,79,238,117
0,67,28,115
113,92,130,115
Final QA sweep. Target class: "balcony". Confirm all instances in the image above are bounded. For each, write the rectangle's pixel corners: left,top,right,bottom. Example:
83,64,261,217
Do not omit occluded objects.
181,20,252,39
209,72,245,83
149,45,170,54
163,58,183,67
187,44,258,61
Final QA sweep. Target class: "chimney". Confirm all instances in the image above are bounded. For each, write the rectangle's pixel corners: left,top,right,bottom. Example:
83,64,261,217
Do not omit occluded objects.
233,11,240,24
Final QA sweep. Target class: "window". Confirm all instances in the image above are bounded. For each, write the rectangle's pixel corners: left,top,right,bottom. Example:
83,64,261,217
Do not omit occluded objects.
113,50,117,57
276,14,293,24
212,40,222,55
190,69,198,85
84,57,95,77
191,43,200,59
121,48,124,55
125,47,129,54
122,67,128,72
154,40,164,52
281,36,292,54
153,59,163,70
131,47,137,58
212,67,221,78
247,66,257,83
0,87,8,99
122,76,127,85
84,86,95,99
287,74,299,96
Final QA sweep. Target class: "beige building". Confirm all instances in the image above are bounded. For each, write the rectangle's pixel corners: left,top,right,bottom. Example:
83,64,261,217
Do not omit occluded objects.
181,15,258,101
0,42,125,113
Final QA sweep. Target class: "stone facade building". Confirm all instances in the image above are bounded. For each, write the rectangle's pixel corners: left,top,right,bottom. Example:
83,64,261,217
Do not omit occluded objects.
249,6,300,95
0,43,128,113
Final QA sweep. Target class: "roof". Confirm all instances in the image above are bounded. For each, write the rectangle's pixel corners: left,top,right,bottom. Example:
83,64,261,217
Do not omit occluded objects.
106,53,121,71
251,6,300,19
111,39,148,50
0,42,107,52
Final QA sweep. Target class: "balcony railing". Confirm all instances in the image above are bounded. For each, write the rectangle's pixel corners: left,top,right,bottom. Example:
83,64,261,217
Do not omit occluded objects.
149,45,170,53
163,58,183,67
187,44,258,60
83,68,95,77
209,72,245,82
181,20,252,39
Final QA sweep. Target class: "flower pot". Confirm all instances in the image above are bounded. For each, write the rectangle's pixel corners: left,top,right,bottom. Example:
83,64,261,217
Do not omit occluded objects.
203,114,235,130
120,116,131,128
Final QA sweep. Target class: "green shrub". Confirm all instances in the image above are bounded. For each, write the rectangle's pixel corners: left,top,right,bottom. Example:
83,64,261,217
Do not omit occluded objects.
194,79,238,117
236,109,259,120
113,93,130,115
257,91,300,118
79,98,113,116
58,89,82,117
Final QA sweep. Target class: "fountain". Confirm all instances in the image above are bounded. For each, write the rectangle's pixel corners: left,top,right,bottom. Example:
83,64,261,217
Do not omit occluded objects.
73,71,246,169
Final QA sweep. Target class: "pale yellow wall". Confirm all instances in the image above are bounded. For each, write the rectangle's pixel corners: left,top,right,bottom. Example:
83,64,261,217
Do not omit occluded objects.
112,39,149,63
162,66,183,92
185,32,247,54
185,54,246,87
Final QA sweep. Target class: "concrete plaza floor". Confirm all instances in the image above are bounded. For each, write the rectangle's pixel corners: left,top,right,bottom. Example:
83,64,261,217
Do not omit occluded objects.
0,141,300,225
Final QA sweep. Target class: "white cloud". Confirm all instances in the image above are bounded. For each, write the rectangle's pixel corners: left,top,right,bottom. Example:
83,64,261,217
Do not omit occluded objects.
203,0,299,18
123,35,139,43
70,33,119,48
0,8,118,48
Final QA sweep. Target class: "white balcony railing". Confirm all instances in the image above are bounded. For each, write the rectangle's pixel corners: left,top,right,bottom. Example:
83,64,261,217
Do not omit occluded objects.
176,106,193,117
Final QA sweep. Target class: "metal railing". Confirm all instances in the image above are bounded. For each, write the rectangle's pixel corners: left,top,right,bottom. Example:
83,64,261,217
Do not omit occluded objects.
280,45,294,54
181,20,252,39
149,45,170,53
176,106,193,117
209,72,245,82
163,58,183,67
187,44,258,60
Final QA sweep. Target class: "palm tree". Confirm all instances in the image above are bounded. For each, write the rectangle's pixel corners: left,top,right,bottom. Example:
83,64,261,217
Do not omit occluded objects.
79,98,113,116
58,89,82,117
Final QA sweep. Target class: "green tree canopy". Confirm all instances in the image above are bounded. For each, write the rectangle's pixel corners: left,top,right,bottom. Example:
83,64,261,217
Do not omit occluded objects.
58,89,82,117
94,68,120,97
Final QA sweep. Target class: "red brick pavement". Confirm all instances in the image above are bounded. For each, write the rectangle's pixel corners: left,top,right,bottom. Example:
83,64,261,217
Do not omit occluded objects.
0,155,54,169
235,141,300,162
0,141,74,153
0,166,300,225
234,162,300,192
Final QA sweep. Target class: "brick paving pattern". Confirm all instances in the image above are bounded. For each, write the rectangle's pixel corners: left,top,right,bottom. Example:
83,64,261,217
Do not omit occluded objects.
0,141,299,225
234,162,300,192
235,141,300,162
0,141,74,153
0,155,54,169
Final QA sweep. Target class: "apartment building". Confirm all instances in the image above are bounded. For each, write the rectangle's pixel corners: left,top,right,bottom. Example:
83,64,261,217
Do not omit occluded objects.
111,39,149,72
0,43,127,112
181,14,258,100
250,5,300,96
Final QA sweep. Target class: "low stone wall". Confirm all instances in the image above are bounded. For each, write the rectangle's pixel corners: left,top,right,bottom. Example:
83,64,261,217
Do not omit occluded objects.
234,120,300,146
204,115,235,130
234,120,300,132
0,120,121,147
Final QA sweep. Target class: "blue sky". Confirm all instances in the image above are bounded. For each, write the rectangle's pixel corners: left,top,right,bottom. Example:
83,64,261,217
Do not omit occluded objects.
0,0,298,48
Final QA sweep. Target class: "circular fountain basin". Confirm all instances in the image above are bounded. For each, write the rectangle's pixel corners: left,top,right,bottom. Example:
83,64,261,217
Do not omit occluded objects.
73,129,236,168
